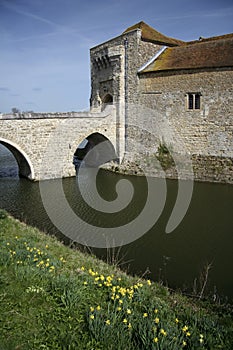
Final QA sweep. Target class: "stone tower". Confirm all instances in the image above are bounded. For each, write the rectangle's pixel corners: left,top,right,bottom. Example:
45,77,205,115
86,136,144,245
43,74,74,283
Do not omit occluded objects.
90,21,183,160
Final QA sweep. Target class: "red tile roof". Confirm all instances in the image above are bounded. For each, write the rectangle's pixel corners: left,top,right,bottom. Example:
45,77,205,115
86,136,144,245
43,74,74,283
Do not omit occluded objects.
123,21,184,47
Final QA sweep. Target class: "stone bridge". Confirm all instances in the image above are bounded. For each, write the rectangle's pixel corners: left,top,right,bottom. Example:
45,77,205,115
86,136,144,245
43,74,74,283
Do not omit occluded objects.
0,106,125,180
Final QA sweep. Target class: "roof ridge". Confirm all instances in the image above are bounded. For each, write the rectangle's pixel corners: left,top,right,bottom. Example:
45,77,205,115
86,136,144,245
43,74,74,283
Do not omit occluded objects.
123,21,184,46
186,33,233,45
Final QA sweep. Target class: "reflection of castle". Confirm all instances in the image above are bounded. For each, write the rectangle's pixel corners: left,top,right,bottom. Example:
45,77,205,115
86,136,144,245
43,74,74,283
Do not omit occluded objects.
90,21,233,182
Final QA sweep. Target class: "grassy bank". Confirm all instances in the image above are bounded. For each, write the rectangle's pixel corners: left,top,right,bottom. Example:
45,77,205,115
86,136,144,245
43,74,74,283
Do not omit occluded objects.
0,209,232,350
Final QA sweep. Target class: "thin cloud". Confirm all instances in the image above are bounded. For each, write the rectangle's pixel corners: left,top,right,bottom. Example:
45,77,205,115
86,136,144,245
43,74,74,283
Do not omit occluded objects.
5,31,58,43
0,87,10,91
1,0,92,43
154,6,233,22
26,102,37,105
32,87,42,92
2,0,60,28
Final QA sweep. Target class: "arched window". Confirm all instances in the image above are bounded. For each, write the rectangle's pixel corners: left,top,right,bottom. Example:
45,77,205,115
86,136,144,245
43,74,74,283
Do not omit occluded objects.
101,94,113,111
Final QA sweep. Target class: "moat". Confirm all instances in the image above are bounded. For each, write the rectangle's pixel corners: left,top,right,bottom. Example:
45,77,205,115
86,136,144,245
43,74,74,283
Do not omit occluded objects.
0,144,233,302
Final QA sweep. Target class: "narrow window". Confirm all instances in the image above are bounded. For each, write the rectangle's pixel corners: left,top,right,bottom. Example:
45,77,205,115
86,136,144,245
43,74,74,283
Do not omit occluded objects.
187,93,201,110
188,94,193,109
195,94,200,109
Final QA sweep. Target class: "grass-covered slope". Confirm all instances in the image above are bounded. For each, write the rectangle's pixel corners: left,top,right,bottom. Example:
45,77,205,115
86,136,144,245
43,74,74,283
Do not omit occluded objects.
0,209,232,350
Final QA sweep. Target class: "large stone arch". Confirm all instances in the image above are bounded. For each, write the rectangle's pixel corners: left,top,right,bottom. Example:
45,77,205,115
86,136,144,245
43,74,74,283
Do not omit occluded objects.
0,138,35,180
73,132,117,168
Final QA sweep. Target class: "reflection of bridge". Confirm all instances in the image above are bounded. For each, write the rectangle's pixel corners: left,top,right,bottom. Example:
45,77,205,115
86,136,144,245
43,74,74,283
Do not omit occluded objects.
0,106,124,180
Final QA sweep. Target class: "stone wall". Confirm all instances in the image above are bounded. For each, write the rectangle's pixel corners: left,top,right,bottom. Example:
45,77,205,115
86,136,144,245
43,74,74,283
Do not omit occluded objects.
102,154,233,184
121,66,233,184
137,68,233,157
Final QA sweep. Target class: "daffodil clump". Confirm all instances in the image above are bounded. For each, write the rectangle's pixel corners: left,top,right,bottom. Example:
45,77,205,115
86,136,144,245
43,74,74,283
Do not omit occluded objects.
4,236,66,273
81,266,224,349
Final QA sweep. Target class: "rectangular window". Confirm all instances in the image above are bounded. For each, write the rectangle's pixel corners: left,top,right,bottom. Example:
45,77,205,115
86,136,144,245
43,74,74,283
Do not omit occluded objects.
187,93,201,110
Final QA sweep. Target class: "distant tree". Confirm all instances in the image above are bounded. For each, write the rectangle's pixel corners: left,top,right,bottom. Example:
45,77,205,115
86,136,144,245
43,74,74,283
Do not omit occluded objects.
11,107,20,114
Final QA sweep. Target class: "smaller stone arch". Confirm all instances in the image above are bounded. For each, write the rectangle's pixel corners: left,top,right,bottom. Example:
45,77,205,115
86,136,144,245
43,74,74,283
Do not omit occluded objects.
0,138,35,180
73,132,117,169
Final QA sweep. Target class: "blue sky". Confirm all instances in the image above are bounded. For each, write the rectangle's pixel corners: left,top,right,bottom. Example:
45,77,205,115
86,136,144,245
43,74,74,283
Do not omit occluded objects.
0,0,232,113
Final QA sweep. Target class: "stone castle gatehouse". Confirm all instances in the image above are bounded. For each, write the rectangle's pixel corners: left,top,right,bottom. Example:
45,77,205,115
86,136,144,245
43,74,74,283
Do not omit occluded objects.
90,21,233,182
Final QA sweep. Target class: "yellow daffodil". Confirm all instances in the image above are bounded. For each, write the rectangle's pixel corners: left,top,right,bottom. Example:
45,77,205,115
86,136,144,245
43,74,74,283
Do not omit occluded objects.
106,276,112,283
160,329,167,336
199,334,204,343
153,337,158,343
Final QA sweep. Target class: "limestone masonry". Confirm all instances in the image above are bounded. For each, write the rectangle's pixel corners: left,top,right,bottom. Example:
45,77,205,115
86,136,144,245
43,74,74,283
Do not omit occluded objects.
1,21,233,182
91,21,233,183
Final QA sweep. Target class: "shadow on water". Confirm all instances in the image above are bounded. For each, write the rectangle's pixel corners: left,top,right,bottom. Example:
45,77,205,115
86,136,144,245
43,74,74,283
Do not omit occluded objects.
0,144,18,178
0,145,233,302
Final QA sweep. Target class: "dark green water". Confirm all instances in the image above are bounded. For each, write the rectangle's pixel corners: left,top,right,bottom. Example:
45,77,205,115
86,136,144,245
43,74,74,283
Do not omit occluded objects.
0,144,233,302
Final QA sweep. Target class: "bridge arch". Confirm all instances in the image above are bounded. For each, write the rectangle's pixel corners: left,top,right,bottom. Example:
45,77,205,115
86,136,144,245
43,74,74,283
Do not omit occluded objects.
73,132,117,168
0,138,35,180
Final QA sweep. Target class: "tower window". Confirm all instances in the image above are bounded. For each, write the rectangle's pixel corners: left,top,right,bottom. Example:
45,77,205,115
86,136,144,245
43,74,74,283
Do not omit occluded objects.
187,93,201,110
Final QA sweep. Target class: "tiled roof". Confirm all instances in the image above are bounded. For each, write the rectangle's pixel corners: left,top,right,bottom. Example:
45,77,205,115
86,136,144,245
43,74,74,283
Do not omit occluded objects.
140,35,233,73
123,21,184,47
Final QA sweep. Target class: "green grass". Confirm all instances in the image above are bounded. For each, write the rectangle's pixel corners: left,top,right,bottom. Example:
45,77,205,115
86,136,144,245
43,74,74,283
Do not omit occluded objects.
0,209,232,349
